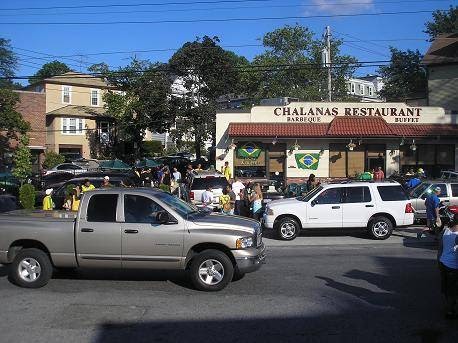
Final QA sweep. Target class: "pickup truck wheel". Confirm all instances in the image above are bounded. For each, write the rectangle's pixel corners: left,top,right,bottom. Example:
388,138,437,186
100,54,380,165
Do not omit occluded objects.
368,216,393,240
9,248,53,288
189,250,234,292
276,217,300,240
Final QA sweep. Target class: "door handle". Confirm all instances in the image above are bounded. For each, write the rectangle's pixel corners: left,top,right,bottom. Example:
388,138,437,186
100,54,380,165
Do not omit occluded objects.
124,229,139,234
81,228,94,233
365,204,374,207
331,206,340,209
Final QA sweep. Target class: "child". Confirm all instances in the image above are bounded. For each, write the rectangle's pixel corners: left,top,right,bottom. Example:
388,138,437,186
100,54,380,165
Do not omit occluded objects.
42,188,54,211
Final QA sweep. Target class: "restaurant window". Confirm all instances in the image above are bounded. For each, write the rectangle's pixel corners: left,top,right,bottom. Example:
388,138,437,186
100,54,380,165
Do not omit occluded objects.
400,144,455,178
329,144,347,178
62,85,71,104
233,142,266,178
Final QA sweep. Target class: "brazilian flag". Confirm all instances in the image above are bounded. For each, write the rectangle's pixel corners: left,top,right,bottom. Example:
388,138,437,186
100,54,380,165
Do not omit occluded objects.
237,143,262,159
295,153,320,170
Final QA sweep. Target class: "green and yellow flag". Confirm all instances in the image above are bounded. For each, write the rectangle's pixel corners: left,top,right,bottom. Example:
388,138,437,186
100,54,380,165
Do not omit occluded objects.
237,143,262,159
295,153,320,170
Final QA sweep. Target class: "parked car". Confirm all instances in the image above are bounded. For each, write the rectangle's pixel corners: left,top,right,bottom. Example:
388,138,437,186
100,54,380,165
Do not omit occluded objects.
44,163,87,176
191,157,211,170
30,172,74,191
189,171,229,209
409,179,458,220
77,171,141,186
61,152,83,162
0,188,265,291
440,171,458,180
176,151,194,160
246,179,286,207
263,181,414,240
0,194,20,213
0,172,20,196
35,175,134,209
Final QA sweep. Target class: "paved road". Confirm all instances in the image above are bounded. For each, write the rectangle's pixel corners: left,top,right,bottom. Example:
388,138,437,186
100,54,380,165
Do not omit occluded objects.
0,227,457,343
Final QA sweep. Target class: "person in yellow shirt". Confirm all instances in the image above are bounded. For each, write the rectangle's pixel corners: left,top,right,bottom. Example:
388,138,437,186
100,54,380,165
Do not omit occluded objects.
81,179,95,193
219,188,232,215
71,186,81,212
42,188,54,211
222,161,231,181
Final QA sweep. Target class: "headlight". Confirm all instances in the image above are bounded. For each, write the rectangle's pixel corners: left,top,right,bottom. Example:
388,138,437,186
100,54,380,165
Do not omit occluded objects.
236,237,254,249
266,207,274,215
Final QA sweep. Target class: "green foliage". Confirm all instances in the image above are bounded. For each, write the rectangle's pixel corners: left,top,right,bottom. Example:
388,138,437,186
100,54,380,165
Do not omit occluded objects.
43,151,65,169
0,38,18,88
143,140,163,157
424,6,458,41
0,88,29,138
28,60,71,84
169,36,240,158
19,184,35,210
12,135,32,184
245,24,358,102
378,48,427,101
101,59,175,160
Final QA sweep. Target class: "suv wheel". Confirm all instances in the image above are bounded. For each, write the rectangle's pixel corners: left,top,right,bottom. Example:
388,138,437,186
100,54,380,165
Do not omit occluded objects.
9,248,53,288
189,249,234,291
276,217,300,240
368,216,393,240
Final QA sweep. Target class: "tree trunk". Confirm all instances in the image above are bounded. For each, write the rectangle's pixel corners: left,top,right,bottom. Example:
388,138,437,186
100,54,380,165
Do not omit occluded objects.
194,138,201,160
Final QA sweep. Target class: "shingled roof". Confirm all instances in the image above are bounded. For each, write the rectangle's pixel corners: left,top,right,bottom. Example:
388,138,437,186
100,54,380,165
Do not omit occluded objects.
422,33,458,66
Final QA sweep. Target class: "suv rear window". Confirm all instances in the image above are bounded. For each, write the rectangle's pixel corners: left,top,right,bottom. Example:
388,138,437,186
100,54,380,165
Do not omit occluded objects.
191,177,229,190
377,186,408,201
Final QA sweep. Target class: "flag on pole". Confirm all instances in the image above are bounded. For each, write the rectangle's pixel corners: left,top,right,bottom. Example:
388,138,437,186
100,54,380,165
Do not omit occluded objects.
295,153,320,170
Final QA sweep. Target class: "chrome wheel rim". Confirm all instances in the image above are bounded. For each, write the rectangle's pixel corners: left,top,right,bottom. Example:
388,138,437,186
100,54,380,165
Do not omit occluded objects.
198,259,225,286
373,221,389,237
18,258,42,282
280,222,296,238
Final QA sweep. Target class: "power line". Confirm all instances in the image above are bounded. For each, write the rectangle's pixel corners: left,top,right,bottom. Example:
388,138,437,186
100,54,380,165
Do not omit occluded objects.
0,0,447,16
0,10,441,25
0,0,276,11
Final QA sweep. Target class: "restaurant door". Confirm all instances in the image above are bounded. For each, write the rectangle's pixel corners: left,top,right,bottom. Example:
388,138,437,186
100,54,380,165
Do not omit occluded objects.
268,144,286,182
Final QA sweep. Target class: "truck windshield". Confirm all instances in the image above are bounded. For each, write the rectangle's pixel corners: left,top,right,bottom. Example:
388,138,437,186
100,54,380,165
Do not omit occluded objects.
300,186,323,202
155,192,199,218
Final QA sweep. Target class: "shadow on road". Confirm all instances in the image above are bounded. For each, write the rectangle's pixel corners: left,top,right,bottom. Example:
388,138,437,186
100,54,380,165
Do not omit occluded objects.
0,264,8,277
263,228,373,240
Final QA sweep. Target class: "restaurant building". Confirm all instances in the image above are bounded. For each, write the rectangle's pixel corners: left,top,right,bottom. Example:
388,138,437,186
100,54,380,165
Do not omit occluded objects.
215,103,458,182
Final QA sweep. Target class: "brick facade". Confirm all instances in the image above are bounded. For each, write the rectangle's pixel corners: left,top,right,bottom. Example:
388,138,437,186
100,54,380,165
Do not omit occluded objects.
14,90,46,149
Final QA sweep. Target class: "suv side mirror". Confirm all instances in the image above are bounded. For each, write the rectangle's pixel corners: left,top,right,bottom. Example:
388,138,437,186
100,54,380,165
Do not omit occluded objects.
156,211,169,224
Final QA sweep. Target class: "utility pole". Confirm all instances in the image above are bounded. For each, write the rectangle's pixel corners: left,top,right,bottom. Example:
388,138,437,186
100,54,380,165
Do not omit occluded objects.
324,26,332,102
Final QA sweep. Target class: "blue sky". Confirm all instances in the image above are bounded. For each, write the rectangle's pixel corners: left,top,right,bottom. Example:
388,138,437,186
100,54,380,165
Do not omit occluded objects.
1,0,456,85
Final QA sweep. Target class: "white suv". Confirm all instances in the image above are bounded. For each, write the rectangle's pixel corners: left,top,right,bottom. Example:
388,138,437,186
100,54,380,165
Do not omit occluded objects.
263,181,414,240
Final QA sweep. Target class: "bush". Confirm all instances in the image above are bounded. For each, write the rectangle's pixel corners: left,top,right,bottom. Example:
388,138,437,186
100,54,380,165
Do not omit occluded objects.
143,141,163,157
43,151,65,169
19,184,35,210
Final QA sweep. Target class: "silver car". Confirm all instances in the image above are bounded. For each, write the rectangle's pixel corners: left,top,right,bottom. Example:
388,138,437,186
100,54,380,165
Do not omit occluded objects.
409,180,458,219
189,171,230,209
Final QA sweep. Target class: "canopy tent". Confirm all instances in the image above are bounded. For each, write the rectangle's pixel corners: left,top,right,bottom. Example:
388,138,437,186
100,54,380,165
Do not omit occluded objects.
135,158,161,169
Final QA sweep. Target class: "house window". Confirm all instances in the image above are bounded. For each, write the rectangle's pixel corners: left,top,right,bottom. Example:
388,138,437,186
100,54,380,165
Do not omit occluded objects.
62,85,71,104
369,87,373,96
91,89,99,106
62,118,84,135
351,83,355,93
359,84,364,95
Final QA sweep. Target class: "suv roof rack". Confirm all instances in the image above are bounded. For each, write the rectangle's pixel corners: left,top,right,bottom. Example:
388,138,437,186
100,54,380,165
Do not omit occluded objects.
337,179,399,184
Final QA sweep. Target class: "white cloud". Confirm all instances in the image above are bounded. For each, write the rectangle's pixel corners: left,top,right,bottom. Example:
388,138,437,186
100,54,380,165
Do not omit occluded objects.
310,0,375,15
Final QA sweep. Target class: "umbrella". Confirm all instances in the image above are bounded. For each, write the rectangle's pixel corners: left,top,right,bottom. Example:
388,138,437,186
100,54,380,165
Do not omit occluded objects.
135,159,161,168
99,159,131,171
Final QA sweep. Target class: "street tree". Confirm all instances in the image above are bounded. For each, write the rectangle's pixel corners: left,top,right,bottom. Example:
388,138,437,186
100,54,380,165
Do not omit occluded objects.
424,6,458,41
378,48,427,101
28,60,71,84
0,38,18,88
101,59,175,160
12,135,32,185
169,36,240,158
246,24,358,102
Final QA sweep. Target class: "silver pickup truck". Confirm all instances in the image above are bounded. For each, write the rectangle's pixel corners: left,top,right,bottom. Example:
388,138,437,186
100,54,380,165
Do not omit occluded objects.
0,188,265,291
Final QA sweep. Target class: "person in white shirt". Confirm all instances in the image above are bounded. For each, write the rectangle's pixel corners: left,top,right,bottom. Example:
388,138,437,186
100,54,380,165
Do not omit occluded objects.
201,186,214,211
231,177,245,215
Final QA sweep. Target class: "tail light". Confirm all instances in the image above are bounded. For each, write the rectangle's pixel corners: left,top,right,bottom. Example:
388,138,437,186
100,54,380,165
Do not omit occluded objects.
189,192,194,200
405,203,414,213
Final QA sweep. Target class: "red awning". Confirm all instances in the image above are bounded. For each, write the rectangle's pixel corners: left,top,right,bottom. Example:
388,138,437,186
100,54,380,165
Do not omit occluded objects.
228,117,458,138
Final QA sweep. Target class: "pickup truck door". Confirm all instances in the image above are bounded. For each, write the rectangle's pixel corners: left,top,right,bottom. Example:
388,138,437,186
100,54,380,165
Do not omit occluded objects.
121,194,184,269
75,193,122,268
305,187,343,228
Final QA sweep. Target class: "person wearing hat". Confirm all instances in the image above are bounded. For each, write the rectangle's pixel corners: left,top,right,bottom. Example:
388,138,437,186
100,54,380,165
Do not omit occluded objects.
42,188,55,211
81,179,95,193
102,176,112,188
418,186,442,239
417,168,426,178
437,214,458,319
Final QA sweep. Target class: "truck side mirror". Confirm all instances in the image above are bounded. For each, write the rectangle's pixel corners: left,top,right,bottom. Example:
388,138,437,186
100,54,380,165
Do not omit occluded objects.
156,211,169,224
